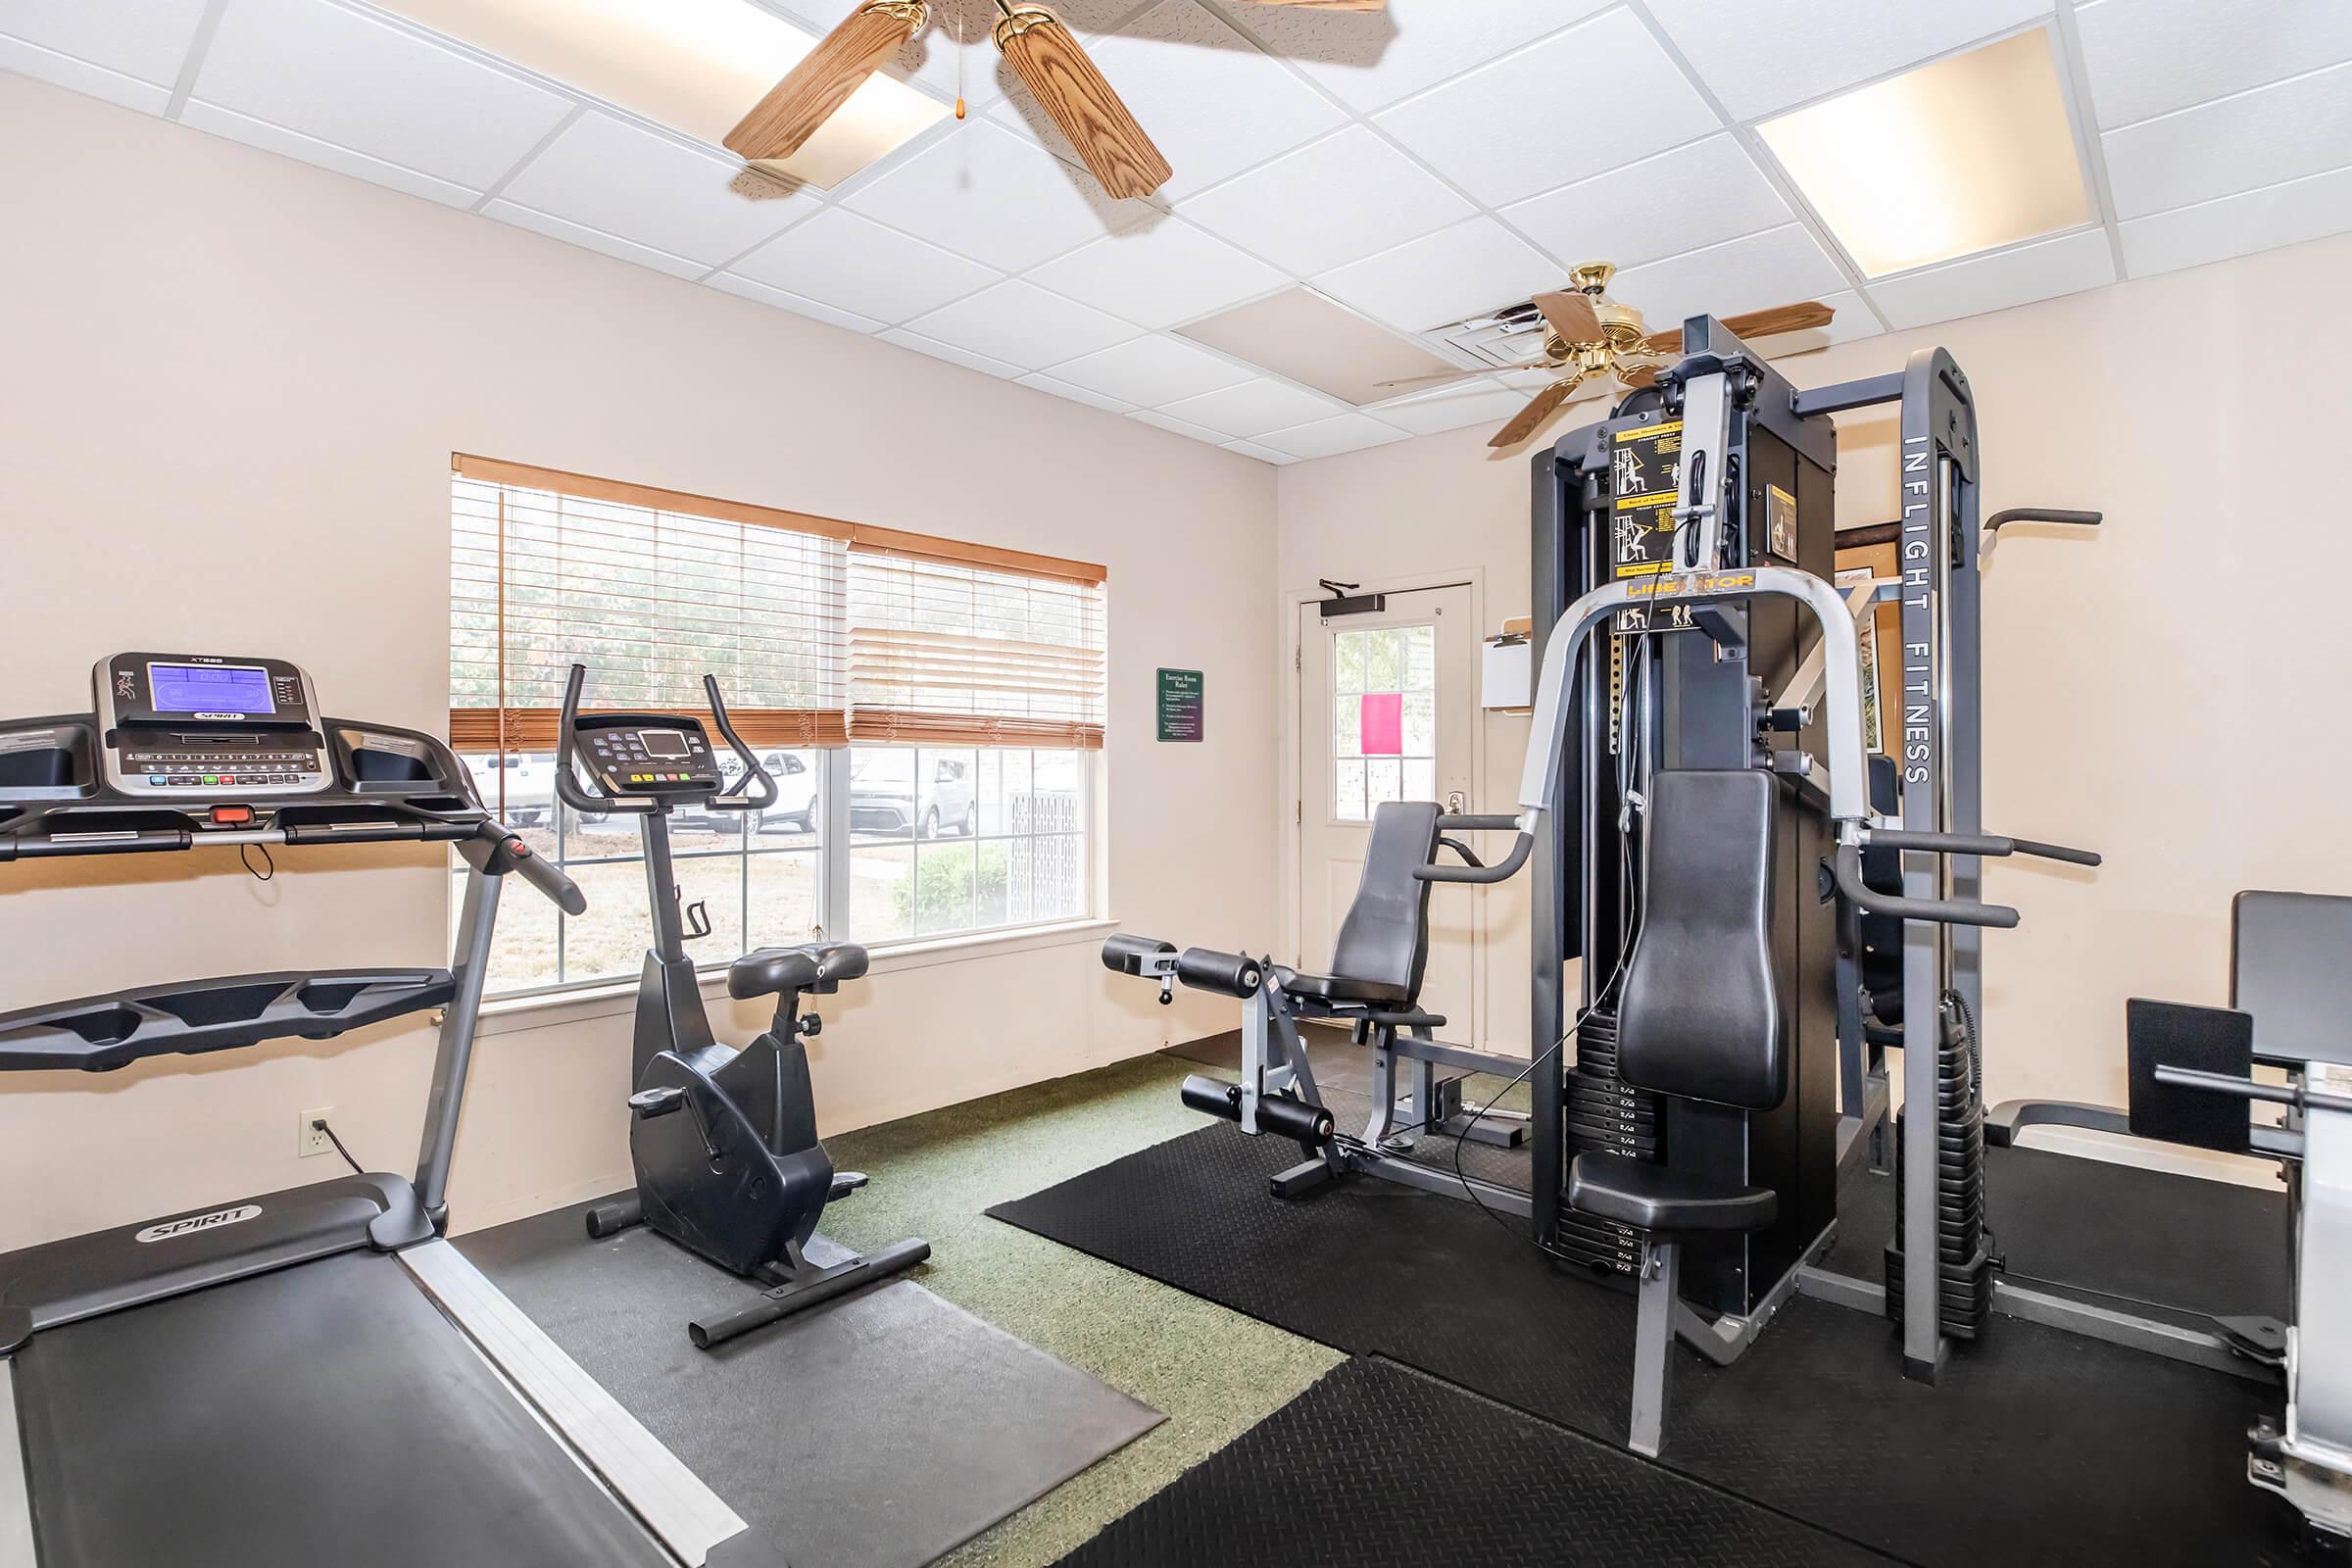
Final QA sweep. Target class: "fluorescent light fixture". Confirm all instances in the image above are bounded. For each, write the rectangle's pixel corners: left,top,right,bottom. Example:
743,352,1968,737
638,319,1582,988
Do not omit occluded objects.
1178,289,1466,408
1757,29,2091,277
382,0,950,189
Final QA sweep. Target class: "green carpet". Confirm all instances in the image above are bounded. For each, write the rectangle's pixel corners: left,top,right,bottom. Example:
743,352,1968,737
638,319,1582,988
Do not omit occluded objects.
814,1050,1342,1568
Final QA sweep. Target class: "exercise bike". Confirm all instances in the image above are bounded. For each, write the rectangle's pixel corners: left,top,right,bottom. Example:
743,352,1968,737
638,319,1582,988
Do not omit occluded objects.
557,663,929,1348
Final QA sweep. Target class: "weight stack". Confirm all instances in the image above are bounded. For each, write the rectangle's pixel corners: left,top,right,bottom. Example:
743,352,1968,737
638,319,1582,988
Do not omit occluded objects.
1555,1007,1661,1275
1884,995,1995,1338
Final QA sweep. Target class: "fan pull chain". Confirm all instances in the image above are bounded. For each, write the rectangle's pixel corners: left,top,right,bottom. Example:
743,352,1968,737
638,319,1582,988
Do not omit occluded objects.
956,9,966,118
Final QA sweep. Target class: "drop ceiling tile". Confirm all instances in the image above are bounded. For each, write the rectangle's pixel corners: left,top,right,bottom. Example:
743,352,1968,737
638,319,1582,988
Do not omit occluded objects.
1253,413,1410,462
480,199,706,279
705,271,888,333
1129,409,1229,443
842,120,1155,272
1220,438,1296,466
1046,334,1252,405
900,278,1138,370
1211,0,1606,113
1500,136,1790,273
2120,163,2352,276
1608,224,1847,334
1369,378,1537,437
990,0,1345,201
1155,376,1345,438
2102,62,2352,219
1313,218,1561,333
189,0,571,190
1177,125,1474,277
1015,371,1139,414
729,207,998,325
2075,0,2352,129
1646,0,2050,121
0,0,210,94
879,326,1025,379
1374,13,1720,209
497,112,821,267
1025,216,1286,329
178,100,479,207
1865,228,2113,329
0,35,173,113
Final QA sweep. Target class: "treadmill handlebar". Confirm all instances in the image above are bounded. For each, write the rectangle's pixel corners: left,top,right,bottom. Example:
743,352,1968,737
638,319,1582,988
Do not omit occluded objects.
475,820,586,914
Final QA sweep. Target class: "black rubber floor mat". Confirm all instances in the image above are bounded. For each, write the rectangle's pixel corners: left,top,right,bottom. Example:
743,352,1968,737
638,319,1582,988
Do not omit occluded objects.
990,1124,1640,1437
1818,1138,2288,1324
997,1125,2305,1567
1056,1355,1900,1568
464,1200,1161,1568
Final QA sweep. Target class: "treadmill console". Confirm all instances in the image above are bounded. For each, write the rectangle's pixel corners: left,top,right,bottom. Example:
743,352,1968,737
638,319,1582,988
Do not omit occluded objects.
573,716,722,798
95,653,329,798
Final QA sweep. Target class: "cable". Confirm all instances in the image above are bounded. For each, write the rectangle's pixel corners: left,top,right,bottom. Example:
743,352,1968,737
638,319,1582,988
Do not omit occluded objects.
240,843,274,881
311,1116,365,1176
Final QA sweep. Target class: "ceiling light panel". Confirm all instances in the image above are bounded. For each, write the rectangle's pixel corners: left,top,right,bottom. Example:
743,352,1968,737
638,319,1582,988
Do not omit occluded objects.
379,0,948,188
1756,28,2092,277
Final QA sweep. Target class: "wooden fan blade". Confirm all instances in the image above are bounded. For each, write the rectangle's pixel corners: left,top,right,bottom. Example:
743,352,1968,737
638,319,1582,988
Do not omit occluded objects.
1375,361,1548,391
725,3,923,163
1248,0,1385,9
1618,364,1658,389
1533,289,1601,344
995,8,1171,199
1490,377,1582,449
1721,300,1836,340
1642,301,1836,358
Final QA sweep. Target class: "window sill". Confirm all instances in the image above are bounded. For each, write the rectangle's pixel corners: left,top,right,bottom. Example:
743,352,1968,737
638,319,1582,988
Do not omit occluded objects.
473,917,1119,1037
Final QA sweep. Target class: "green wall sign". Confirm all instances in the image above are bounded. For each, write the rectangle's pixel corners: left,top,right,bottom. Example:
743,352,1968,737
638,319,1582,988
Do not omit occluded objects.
1156,668,1204,743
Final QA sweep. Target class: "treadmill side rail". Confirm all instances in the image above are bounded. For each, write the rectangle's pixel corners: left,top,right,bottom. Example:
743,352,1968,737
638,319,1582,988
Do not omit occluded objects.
0,1362,34,1568
400,1240,755,1567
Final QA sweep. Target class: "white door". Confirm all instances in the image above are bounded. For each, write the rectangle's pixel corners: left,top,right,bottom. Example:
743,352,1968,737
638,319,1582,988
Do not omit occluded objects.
1298,584,1479,1044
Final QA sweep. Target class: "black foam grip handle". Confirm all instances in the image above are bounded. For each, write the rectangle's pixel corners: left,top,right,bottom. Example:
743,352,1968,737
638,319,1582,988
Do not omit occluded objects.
2006,835,2101,867
1180,1074,1242,1123
1176,947,1265,998
1986,508,2101,530
1834,844,2019,929
1102,933,1176,975
1417,830,1533,884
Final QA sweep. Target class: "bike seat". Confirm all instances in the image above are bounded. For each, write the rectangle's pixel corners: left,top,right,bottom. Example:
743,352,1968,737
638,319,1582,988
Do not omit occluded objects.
728,942,870,1000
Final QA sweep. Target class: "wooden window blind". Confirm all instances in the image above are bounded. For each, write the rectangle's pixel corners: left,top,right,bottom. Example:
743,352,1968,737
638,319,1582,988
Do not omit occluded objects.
449,455,1106,753
847,546,1107,751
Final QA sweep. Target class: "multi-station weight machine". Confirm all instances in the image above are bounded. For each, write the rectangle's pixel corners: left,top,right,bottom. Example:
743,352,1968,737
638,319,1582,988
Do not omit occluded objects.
1517,321,2101,1385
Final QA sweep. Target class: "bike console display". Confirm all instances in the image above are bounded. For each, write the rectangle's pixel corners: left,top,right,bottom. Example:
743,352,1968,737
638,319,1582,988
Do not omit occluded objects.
554,664,777,817
96,652,328,798
573,717,723,798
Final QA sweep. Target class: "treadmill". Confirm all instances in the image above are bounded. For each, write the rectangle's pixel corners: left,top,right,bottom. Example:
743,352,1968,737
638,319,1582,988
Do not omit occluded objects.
0,653,773,1567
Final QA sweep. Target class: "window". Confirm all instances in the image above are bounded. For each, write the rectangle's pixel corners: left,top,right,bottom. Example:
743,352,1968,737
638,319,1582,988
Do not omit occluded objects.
450,456,1104,998
1331,623,1435,821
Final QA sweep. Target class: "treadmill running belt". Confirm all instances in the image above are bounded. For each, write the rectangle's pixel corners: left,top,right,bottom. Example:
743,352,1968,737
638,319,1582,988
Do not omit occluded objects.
12,1250,680,1568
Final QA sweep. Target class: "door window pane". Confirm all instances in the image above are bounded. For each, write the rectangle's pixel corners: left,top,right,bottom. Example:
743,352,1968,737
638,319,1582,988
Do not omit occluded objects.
1333,620,1438,820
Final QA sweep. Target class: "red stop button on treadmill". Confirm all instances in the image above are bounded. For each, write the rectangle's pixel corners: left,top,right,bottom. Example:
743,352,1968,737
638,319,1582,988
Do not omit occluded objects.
210,806,254,826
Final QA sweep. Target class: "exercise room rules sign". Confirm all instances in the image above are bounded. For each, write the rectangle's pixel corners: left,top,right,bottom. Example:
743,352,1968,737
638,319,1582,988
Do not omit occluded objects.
1156,669,1203,742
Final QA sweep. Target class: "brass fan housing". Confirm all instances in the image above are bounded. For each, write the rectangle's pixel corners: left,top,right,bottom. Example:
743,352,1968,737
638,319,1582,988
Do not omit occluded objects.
992,3,1055,46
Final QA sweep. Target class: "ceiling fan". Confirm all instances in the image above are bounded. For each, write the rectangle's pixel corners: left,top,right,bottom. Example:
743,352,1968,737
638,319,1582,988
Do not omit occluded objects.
726,0,1380,201
1377,264,1836,450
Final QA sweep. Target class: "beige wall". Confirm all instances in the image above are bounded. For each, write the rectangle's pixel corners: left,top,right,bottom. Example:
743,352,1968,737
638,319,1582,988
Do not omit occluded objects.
0,75,1276,1250
1278,229,2352,1112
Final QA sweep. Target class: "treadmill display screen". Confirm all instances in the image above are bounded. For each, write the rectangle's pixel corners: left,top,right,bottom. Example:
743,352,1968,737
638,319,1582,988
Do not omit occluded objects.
148,662,275,715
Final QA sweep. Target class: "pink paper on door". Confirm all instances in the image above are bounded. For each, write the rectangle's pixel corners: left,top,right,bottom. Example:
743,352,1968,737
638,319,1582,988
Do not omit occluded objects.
1359,692,1402,756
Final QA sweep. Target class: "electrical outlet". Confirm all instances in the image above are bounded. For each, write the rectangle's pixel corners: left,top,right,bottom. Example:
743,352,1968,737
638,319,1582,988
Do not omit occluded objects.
299,1107,334,1159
